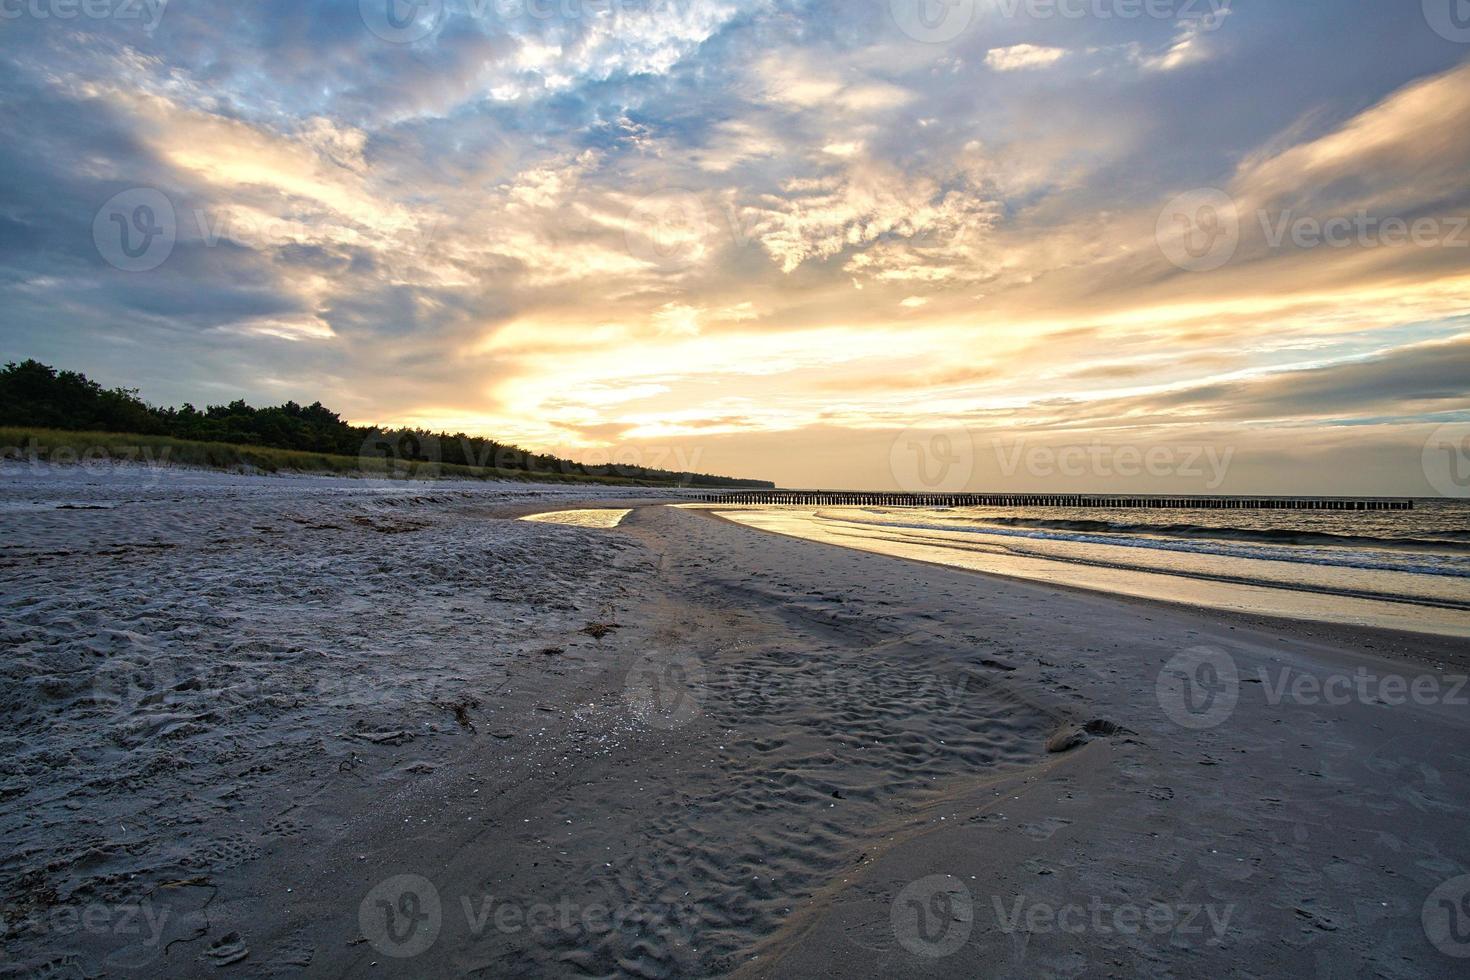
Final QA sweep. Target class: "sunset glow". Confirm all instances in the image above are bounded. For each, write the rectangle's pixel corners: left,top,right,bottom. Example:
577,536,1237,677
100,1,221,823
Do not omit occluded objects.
5,1,1469,492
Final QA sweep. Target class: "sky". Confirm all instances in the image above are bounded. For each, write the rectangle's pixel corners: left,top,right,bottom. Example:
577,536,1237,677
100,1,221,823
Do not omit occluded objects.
2,0,1470,494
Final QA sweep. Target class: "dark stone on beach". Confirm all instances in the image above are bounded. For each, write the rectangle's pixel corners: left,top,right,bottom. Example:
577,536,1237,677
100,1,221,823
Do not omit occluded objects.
1294,907,1340,931
1046,729,1089,753
356,729,414,745
1048,718,1129,753
201,932,250,968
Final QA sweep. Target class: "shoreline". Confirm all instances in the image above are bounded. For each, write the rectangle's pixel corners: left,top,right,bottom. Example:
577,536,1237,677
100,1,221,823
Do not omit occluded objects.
697,505,1470,672
707,505,1470,640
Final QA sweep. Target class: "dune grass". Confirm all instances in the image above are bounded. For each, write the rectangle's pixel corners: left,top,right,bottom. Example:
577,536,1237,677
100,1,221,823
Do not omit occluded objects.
0,427,691,487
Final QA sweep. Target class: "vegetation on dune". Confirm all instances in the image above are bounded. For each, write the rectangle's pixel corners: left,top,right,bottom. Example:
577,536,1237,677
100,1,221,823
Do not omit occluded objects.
0,360,773,488
0,428,682,485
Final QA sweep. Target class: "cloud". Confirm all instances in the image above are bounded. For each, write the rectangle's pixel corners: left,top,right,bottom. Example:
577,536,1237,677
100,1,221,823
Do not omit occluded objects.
2,2,1468,490
1131,21,1217,72
1146,335,1470,422
1230,61,1470,217
985,44,1067,72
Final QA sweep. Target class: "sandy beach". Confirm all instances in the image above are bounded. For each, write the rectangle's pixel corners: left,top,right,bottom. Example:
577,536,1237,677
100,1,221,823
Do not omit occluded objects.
3,465,1469,977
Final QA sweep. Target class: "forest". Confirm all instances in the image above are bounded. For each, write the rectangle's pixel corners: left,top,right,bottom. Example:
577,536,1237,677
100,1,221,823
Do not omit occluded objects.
0,360,771,488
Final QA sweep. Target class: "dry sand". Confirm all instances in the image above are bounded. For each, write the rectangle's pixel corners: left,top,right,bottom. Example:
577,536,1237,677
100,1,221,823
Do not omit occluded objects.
2,465,1468,977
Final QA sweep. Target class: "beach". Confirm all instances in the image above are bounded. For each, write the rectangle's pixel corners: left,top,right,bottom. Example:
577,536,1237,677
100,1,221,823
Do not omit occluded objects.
3,465,1469,977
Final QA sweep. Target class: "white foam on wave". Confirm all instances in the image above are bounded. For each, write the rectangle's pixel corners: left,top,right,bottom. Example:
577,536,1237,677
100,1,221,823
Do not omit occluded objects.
828,513,1470,580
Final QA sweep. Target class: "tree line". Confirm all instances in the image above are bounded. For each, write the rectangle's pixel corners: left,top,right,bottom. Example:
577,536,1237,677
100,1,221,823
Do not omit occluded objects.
0,360,771,488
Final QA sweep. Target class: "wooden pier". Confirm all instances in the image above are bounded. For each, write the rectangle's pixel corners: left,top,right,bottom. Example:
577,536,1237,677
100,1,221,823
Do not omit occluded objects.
693,492,1414,511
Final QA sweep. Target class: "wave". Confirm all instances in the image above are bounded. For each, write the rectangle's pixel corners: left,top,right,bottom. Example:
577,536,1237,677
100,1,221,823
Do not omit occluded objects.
819,512,1470,580
906,514,1470,552
820,522,1470,614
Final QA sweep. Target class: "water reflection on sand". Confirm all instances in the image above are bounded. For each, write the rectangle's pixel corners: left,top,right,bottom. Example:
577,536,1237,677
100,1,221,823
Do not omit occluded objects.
520,508,632,529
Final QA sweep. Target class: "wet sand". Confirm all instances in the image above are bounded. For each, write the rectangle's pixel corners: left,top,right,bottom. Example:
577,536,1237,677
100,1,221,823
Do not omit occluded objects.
2,467,1468,976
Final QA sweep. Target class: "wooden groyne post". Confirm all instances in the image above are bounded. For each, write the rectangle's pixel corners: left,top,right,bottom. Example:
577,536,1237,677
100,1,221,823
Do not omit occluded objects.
691,492,1414,511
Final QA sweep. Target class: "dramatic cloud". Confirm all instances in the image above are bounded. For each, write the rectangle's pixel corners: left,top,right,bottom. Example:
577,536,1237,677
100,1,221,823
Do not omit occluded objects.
1,1,1468,490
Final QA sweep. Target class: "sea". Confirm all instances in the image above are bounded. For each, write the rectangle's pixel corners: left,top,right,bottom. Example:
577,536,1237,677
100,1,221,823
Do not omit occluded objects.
716,500,1470,637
